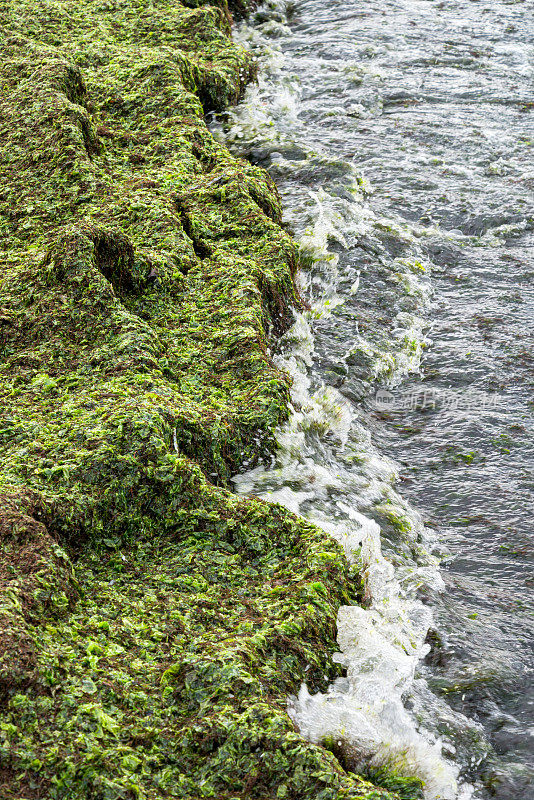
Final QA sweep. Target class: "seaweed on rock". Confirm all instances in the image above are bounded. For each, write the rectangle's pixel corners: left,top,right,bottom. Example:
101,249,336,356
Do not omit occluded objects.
0,1,421,798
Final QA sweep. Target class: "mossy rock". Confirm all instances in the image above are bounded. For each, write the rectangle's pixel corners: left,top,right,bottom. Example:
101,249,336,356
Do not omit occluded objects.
0,1,422,798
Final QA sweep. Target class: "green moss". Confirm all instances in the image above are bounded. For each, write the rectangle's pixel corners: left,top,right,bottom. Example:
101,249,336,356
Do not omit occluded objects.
321,739,424,800
0,1,419,797
358,768,424,800
373,504,412,536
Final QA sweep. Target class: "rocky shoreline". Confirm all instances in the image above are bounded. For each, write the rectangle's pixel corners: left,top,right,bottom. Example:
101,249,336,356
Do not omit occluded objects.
0,2,422,797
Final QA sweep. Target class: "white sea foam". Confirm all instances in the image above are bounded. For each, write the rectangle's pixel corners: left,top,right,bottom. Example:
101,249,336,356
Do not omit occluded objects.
224,7,482,798
234,314,471,799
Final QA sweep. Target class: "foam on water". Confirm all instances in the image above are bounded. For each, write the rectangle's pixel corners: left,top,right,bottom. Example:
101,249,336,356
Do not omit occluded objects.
234,304,477,799
214,3,503,796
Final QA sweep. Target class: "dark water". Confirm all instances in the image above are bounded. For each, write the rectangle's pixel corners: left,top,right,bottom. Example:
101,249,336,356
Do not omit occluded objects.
212,0,533,796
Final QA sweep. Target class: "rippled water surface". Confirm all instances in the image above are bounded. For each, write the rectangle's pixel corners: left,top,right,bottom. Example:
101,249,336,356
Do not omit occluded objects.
212,1,533,797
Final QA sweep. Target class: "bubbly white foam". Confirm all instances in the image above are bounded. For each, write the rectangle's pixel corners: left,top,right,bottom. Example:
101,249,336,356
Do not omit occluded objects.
234,313,472,799
223,6,484,798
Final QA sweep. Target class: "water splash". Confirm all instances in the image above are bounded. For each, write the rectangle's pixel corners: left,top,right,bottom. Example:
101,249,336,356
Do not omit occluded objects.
214,2,523,796
234,306,477,798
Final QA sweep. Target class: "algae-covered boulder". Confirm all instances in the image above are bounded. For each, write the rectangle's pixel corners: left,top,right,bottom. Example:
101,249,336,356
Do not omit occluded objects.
0,1,420,798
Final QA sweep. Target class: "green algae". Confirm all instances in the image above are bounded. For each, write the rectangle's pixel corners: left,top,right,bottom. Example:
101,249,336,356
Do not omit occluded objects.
321,739,424,800
0,1,422,797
